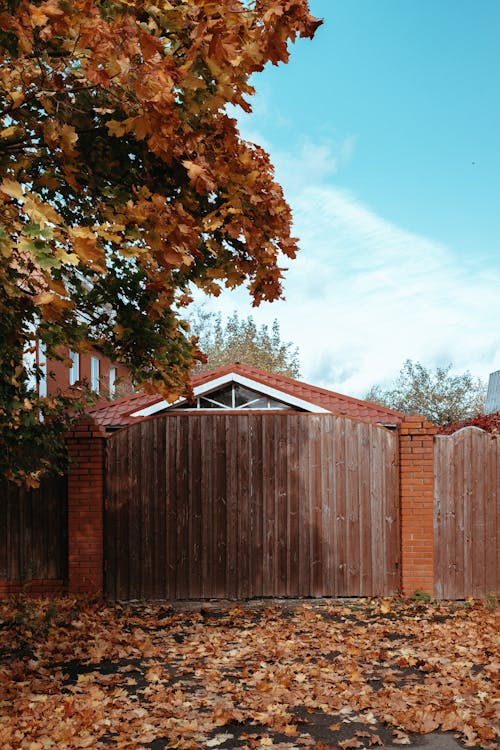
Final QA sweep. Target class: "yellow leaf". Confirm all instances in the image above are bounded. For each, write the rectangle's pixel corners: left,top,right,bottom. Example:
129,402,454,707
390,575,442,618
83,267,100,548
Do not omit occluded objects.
0,179,24,200
77,673,93,683
75,737,95,748
1,126,19,140
30,6,49,27
61,124,78,156
107,119,128,137
23,196,61,225
60,251,80,265
70,227,102,262
33,292,55,305
9,90,24,107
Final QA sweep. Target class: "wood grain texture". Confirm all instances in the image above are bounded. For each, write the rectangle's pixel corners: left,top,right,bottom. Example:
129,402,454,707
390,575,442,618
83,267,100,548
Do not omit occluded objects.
0,475,67,582
434,428,500,599
104,413,400,600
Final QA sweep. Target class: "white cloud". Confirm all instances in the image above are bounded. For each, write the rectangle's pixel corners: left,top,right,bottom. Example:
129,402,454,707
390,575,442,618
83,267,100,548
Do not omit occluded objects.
194,130,500,397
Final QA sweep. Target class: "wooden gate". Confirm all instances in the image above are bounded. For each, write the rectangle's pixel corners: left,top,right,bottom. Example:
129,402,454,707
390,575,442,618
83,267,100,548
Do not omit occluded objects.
434,428,499,599
104,413,400,599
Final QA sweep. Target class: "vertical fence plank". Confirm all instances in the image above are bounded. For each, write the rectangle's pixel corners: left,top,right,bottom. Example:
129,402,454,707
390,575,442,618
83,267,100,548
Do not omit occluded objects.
275,416,287,596
310,416,323,597
346,421,360,595
334,417,348,596
187,417,202,598
321,416,334,595
298,417,311,596
385,429,400,594
250,415,262,598
175,418,189,598
154,418,167,598
470,431,484,597
236,415,250,598
358,423,371,597
262,415,274,595
286,416,300,597
370,424,384,596
225,416,238,599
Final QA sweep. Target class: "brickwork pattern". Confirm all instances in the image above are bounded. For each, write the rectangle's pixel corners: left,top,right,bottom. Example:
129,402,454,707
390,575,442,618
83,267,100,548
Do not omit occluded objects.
66,417,107,595
399,416,437,596
0,580,66,596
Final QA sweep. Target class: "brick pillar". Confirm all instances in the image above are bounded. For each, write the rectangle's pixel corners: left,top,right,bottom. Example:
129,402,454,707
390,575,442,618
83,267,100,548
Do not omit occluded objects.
399,416,437,596
66,417,107,596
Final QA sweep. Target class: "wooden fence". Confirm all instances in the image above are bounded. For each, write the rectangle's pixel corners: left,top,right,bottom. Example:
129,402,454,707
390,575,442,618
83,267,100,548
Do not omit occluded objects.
0,475,68,584
434,428,499,599
104,413,400,600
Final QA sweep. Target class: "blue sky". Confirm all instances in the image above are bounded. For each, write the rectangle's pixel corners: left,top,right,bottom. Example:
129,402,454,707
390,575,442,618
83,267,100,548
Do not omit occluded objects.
195,0,500,396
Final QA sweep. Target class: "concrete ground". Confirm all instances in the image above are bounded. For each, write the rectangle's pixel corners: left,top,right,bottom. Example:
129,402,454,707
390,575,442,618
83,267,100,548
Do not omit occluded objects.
385,733,465,749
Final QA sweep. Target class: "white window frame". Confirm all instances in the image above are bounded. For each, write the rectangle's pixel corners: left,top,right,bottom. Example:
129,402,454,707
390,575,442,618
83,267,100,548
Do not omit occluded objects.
38,340,47,397
196,383,291,410
23,341,37,392
90,356,100,393
69,350,80,386
109,366,117,397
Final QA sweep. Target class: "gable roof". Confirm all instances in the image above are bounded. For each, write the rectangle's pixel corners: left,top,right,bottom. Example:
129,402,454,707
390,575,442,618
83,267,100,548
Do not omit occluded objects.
87,390,160,429
88,363,403,430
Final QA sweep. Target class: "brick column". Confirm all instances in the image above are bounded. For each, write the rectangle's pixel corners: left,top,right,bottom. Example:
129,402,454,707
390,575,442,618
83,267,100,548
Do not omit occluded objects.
399,416,437,596
66,417,107,596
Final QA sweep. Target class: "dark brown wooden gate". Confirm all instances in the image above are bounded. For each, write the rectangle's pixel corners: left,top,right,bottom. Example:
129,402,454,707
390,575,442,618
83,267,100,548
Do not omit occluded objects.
104,413,400,599
434,428,499,599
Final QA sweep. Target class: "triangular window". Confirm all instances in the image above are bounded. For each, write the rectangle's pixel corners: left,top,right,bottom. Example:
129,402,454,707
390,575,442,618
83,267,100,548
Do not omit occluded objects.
177,382,301,411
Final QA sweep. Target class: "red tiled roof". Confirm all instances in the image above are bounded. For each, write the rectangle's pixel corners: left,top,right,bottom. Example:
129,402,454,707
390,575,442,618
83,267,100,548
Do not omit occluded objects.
88,363,403,429
87,391,160,429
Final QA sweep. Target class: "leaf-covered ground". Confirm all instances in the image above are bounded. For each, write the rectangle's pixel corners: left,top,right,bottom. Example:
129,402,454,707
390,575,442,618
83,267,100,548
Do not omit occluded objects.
0,597,498,749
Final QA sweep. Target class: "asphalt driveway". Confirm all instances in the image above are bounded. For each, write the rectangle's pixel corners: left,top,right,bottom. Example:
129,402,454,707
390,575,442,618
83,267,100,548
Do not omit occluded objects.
0,596,498,749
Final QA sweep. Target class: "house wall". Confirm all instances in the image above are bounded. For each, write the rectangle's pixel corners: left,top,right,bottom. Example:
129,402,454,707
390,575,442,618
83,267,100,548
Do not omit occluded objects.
42,346,132,398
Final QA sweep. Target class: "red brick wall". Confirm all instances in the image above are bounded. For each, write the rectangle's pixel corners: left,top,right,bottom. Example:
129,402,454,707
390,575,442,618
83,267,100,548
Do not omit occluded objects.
43,345,132,398
66,417,107,596
399,416,437,596
0,580,66,596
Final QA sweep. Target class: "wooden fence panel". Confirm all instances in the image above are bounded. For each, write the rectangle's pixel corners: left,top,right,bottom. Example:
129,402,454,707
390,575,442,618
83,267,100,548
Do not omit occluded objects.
104,413,399,600
434,428,499,599
0,475,67,582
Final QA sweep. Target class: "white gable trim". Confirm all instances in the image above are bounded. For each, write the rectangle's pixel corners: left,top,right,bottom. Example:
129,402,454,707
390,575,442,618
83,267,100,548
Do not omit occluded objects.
130,371,331,418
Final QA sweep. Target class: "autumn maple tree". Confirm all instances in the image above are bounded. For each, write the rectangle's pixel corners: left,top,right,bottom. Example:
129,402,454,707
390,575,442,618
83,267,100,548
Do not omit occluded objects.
0,0,321,482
